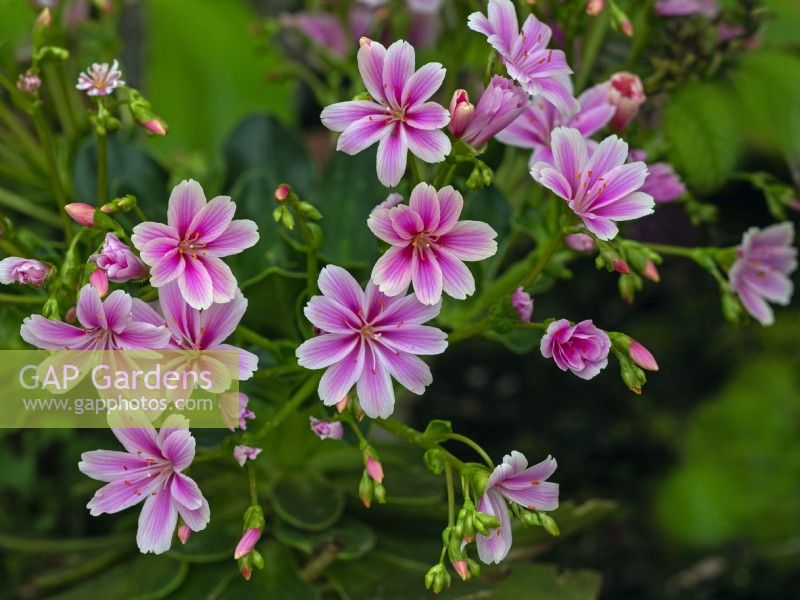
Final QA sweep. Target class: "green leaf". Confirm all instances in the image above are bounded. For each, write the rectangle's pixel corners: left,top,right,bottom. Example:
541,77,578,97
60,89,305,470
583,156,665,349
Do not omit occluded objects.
274,516,376,560
477,563,602,600
663,82,739,194
422,419,453,440
270,472,345,531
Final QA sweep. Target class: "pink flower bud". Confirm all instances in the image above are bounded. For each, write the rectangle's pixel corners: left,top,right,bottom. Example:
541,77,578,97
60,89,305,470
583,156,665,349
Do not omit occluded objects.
274,183,291,202
89,233,148,282
17,71,41,94
621,18,634,37
612,259,630,275
35,7,52,28
587,0,605,15
0,257,51,287
335,395,348,413
309,416,345,440
65,306,77,323
448,89,474,138
177,524,191,544
629,340,659,371
608,72,645,130
511,287,533,323
240,564,252,580
365,456,384,483
452,559,470,581
142,118,167,136
89,269,109,297
234,527,263,560
65,202,95,227
642,260,660,283
565,233,596,253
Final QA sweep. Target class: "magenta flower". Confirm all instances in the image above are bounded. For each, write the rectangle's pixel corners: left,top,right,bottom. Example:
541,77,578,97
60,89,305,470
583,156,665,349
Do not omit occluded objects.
448,76,528,149
296,265,447,418
729,222,797,326
233,445,262,467
511,287,533,322
79,413,210,554
310,416,345,440
139,282,258,380
320,39,451,187
0,257,51,287
131,179,258,310
540,318,611,380
655,0,719,17
368,183,498,305
21,285,170,350
608,72,646,130
90,233,148,282
530,127,654,240
476,452,558,564
628,151,685,203
76,59,124,96
497,79,615,165
468,0,577,115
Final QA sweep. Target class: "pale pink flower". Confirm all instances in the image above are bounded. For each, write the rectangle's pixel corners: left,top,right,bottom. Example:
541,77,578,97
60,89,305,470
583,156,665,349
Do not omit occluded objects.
655,0,719,17
89,233,148,282
497,78,615,166
729,222,797,326
608,72,645,130
17,71,41,94
511,287,533,322
76,59,125,96
530,127,654,240
296,265,447,418
79,413,210,554
310,417,345,440
368,183,498,304
449,76,528,148
131,179,259,310
476,452,558,564
320,39,451,187
564,233,596,253
234,527,262,559
21,285,171,350
468,0,577,115
233,445,262,467
0,257,51,287
540,319,611,380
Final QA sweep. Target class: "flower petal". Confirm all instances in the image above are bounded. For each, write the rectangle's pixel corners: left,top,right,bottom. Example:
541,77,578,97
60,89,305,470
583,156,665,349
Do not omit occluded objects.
318,340,365,405
318,265,365,314
436,247,476,300
411,250,443,305
304,295,360,334
376,123,408,187
356,345,395,418
78,450,151,482
321,100,388,132
132,222,177,252
372,244,414,297
402,62,446,106
405,127,451,164
136,481,179,554
337,113,392,155
149,249,185,287
408,183,440,231
383,40,415,108
434,186,464,235
475,490,513,565
178,258,213,310
376,324,448,355
297,333,359,369
76,284,108,330
204,219,259,257
187,196,236,243
171,472,204,510
404,102,451,130
168,180,207,239
198,256,237,305
373,342,432,395
437,221,498,261
357,40,388,103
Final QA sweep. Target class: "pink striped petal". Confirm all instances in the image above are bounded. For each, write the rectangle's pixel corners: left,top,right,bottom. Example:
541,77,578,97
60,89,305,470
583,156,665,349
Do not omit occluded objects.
136,482,179,554
357,40,388,103
76,285,107,330
337,113,392,155
499,481,559,511
409,183,440,231
102,290,132,333
436,247,475,299
383,40,415,108
737,283,774,326
140,236,178,266
376,124,408,187
204,219,259,257
411,250,443,305
372,294,442,327
550,127,588,191
178,258,213,310
116,322,171,350
187,196,236,242
368,207,407,245
199,256,237,304
373,343,432,395
404,102,451,130
170,472,203,510
318,341,365,405
536,75,580,116
372,244,414,297
318,265,365,314
585,135,629,184
131,222,177,253
321,100,388,131
198,291,247,347
356,346,395,418
160,429,195,471
149,249,185,287
296,333,358,369
530,164,572,201
390,205,424,239
168,180,207,239
402,62,446,107
578,213,618,241
475,490,512,565
177,495,210,532
375,324,448,355
588,163,648,210
434,186,464,235
87,472,164,516
20,316,87,350
304,295,360,334
488,0,519,47
591,191,654,221
405,127,451,164
438,221,498,261
78,450,151,482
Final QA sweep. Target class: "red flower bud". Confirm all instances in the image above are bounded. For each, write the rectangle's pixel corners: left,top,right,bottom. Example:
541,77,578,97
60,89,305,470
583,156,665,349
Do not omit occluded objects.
65,203,95,227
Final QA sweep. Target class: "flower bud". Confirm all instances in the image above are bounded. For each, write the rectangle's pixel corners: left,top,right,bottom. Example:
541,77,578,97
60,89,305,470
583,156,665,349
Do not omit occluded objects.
511,287,533,323
612,259,630,275
177,524,191,544
35,7,52,28
142,118,167,136
642,259,660,282
365,455,384,483
17,70,41,94
620,359,646,394
0,257,52,287
618,273,639,304
608,72,645,130
448,89,474,138
234,527,262,560
239,556,252,581
519,511,541,526
587,0,604,15
65,202,95,227
621,17,633,37
250,549,265,570
359,36,372,47
373,482,387,504
452,559,469,581
89,268,109,297
359,470,374,508
629,340,658,371
565,233,596,253
335,395,348,413
467,558,481,577
65,306,77,323
274,183,291,202
539,513,560,537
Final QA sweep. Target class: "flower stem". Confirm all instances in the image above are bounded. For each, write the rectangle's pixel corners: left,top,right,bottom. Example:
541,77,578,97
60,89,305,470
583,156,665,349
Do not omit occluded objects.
0,292,46,305
444,462,456,528
575,10,608,90
96,131,108,205
447,319,490,344
520,231,562,289
442,433,494,468
247,461,258,505
254,373,321,440
375,418,466,470
644,242,701,259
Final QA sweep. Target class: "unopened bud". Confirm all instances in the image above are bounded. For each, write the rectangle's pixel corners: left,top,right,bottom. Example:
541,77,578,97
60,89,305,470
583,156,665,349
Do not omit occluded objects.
274,183,291,202
587,0,605,15
142,118,167,136
539,513,560,537
234,527,262,560
452,559,469,581
250,549,265,570
335,395,348,413
35,7,52,28
629,339,658,371
65,306,77,323
89,269,109,297
612,259,630,275
359,36,372,47
65,202,95,227
621,18,633,37
373,482,387,504
359,471,374,508
177,524,191,544
642,259,660,282
448,89,474,138
365,455,384,483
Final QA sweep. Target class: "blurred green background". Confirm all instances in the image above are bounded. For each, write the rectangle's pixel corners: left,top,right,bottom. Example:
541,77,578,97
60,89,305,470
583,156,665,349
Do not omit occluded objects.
1,0,799,597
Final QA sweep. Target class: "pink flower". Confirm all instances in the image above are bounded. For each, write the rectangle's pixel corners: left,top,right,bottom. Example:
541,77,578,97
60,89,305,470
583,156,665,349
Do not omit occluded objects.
78,413,210,554
655,0,719,17
540,318,611,380
496,79,615,165
65,202,95,227
564,233,596,253
628,150,685,202
233,445,262,467
608,72,645,130
476,452,558,564
76,59,125,96
281,12,349,58
320,39,451,187
729,222,797,326
449,76,528,149
234,527,262,560
89,233,148,282
368,183,498,304
365,455,384,482
468,0,577,115
511,287,533,322
236,393,255,430
629,340,659,371
131,179,259,310
137,282,258,380
17,70,41,94
296,265,447,418
0,257,51,287
310,416,345,440
21,285,171,350
530,127,654,240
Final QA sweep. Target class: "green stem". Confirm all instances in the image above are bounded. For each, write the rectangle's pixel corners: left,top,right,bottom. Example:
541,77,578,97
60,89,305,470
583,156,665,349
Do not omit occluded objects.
55,65,80,136
645,242,701,259
444,462,455,528
375,418,465,470
192,449,226,464
97,131,108,205
520,231,562,289
133,205,147,222
516,321,547,331
0,292,46,305
434,160,458,188
254,373,321,440
247,461,258,505
448,319,490,344
236,325,282,354
442,433,494,468
29,107,72,238
408,155,421,185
